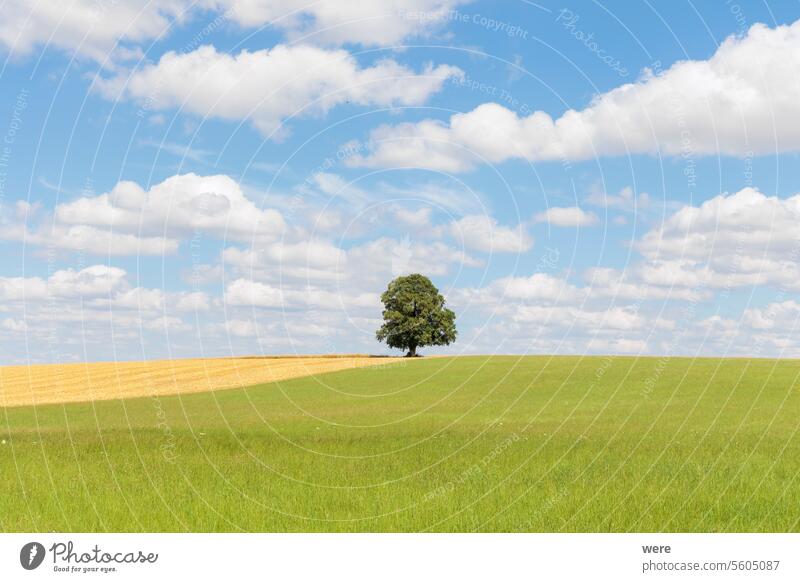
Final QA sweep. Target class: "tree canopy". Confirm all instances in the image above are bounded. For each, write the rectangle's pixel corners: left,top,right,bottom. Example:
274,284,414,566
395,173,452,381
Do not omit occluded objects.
375,274,457,357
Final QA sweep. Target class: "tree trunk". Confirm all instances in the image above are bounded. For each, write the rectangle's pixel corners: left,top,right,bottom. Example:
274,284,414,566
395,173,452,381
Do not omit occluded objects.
406,344,417,357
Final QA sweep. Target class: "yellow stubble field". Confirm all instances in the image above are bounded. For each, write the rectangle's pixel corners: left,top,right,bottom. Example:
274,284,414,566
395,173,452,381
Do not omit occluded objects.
0,355,403,407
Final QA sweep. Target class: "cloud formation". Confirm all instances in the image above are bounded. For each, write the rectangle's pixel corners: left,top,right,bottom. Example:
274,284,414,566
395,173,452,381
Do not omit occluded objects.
217,0,469,46
449,215,533,253
349,20,800,170
0,0,469,62
637,187,800,291
3,173,286,256
0,0,186,62
534,206,598,227
97,45,462,137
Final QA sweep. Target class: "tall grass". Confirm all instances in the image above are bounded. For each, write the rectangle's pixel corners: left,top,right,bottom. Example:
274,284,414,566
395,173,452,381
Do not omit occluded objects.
2,356,800,532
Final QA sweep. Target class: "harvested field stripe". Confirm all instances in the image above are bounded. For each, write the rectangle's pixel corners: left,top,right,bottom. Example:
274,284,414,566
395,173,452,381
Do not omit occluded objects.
0,356,405,407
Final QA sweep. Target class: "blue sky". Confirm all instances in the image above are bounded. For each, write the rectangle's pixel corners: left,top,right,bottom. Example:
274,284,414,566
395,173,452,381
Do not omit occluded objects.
1,0,800,363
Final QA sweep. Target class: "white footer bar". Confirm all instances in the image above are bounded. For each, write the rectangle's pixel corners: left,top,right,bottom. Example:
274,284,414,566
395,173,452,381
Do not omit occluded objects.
1,534,797,581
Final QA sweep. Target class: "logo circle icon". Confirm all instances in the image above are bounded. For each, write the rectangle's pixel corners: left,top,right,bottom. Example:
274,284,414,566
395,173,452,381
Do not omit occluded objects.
19,542,45,570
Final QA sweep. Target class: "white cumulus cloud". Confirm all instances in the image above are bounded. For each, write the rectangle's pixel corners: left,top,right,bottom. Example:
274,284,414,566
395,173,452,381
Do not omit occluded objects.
0,0,187,62
0,0,469,63
449,215,533,253
217,0,469,46
53,173,284,248
534,207,598,227
349,19,800,170
636,187,800,291
96,44,462,137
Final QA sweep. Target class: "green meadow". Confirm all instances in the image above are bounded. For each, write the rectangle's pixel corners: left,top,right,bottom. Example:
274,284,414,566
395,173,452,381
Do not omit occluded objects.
2,355,800,532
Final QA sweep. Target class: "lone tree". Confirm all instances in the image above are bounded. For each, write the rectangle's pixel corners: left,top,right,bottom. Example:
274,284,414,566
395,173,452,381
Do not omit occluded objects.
376,274,457,357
